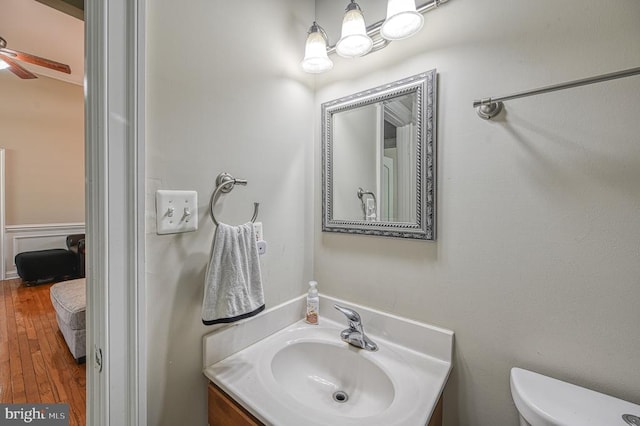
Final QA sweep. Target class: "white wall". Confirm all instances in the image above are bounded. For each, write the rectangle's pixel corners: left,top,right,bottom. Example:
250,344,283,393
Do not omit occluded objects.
0,73,85,225
145,1,314,424
333,105,378,220
314,0,640,425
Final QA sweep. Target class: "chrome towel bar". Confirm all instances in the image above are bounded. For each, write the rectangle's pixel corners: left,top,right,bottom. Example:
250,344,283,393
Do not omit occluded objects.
473,66,640,119
209,172,259,226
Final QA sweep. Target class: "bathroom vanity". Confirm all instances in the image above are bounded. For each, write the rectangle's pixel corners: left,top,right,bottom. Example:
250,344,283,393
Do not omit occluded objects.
208,382,261,426
203,294,453,426
207,380,443,426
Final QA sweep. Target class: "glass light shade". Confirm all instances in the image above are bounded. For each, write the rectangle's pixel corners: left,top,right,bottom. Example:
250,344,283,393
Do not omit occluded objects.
0,59,9,70
380,0,424,40
301,26,333,74
336,6,373,58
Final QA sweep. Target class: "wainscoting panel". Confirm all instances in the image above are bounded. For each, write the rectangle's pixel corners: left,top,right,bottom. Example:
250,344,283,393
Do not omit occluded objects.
4,223,85,279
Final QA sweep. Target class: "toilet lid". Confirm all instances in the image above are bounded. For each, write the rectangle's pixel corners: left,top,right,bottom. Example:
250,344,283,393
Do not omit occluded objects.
510,368,640,426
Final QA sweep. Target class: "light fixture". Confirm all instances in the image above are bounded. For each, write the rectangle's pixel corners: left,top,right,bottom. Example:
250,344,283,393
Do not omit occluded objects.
301,22,333,74
335,0,373,58
301,0,449,74
0,59,8,70
380,0,424,40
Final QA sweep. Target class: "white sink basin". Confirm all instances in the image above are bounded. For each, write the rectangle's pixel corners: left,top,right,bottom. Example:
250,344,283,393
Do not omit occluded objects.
203,295,453,426
271,340,395,417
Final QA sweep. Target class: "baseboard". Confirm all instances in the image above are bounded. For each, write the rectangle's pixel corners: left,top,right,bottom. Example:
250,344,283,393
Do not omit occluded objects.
4,223,85,279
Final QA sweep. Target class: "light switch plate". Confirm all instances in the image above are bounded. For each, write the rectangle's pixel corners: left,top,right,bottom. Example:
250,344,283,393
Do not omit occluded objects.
156,190,198,235
253,221,263,241
253,222,267,255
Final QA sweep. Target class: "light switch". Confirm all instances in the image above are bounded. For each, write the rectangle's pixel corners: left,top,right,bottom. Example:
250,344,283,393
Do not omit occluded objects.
253,221,267,255
156,190,198,235
253,222,263,241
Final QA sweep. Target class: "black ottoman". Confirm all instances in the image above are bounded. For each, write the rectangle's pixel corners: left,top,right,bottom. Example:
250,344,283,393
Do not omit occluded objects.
15,249,78,284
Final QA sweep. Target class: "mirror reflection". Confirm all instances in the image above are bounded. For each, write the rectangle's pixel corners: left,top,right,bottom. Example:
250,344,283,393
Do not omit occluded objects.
322,70,436,240
332,93,417,223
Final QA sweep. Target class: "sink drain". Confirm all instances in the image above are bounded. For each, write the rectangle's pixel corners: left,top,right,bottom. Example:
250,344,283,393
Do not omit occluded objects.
332,390,349,403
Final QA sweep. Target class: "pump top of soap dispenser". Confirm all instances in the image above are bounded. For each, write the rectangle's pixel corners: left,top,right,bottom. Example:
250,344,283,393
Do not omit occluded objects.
309,281,318,296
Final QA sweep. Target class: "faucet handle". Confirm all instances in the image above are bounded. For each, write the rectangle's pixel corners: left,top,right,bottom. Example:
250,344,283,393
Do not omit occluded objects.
334,304,378,352
334,304,361,323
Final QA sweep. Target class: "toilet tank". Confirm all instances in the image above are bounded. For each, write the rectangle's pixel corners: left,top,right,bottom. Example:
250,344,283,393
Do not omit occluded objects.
510,368,640,426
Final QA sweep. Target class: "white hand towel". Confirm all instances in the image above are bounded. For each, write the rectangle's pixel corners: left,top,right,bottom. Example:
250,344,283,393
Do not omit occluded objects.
202,222,265,325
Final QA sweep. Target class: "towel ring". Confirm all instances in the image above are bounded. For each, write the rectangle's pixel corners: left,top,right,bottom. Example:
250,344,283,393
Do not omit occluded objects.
210,172,260,226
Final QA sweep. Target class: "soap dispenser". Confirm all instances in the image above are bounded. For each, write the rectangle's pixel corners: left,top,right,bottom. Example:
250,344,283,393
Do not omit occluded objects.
305,281,319,325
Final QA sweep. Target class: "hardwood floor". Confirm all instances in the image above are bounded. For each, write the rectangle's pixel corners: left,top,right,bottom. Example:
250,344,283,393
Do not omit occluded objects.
0,278,85,425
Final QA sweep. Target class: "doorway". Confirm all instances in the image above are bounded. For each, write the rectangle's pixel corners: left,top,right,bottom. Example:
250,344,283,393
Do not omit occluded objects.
1,0,146,423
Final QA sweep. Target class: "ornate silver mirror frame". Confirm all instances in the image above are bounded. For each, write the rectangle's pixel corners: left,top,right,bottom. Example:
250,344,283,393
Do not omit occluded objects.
322,69,436,240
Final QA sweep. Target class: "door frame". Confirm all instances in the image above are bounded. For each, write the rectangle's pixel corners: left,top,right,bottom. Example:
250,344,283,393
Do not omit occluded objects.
0,148,5,280
85,0,146,424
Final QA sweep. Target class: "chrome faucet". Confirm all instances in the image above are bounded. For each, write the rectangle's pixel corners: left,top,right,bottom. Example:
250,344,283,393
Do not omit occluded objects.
334,304,378,351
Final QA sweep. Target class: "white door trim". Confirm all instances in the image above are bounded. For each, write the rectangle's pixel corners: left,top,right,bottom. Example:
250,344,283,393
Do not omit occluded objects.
85,0,146,424
0,148,5,280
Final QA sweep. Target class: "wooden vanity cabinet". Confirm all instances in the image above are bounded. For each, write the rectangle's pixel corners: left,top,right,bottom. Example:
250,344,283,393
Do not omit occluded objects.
429,395,443,426
208,382,263,426
208,381,443,426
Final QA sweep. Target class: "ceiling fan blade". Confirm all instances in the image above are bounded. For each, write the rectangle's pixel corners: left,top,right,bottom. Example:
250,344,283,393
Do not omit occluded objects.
0,47,71,74
0,54,37,79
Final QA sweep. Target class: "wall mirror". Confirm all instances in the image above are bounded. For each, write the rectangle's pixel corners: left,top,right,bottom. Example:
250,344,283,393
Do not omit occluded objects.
322,69,436,240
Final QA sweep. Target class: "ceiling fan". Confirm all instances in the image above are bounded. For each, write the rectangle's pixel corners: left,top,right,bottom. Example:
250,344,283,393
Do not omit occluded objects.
0,36,71,79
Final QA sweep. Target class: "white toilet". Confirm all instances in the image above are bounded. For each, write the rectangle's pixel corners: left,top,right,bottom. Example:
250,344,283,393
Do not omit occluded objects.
510,367,640,426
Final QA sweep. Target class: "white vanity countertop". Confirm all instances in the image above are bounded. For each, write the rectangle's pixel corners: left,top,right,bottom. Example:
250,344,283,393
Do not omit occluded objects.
203,294,454,426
